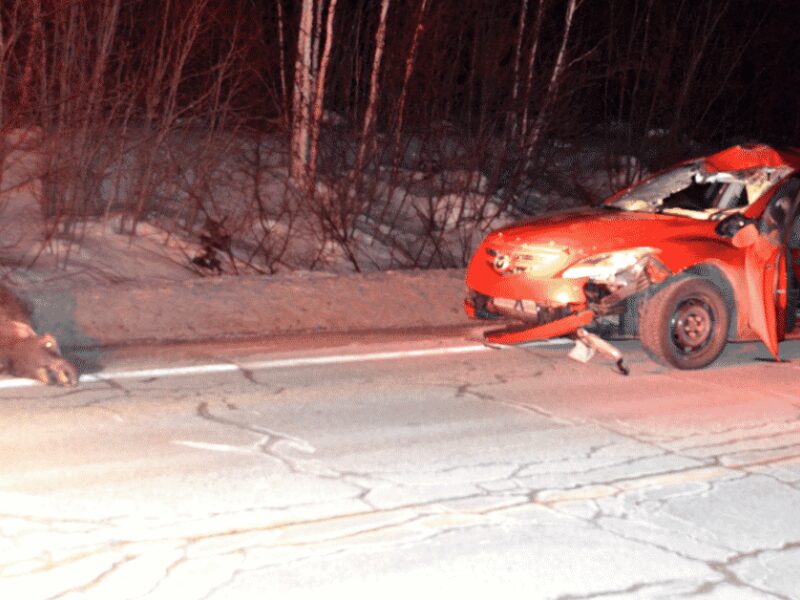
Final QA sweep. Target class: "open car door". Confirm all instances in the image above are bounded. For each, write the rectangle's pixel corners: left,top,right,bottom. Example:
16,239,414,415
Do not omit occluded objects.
740,232,783,359
734,191,796,360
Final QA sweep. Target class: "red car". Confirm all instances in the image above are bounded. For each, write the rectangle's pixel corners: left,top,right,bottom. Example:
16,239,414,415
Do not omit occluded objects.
464,144,800,371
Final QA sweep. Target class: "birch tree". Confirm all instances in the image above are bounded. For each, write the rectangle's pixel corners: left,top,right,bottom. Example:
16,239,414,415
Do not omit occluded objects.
290,0,314,181
308,0,338,184
355,0,391,174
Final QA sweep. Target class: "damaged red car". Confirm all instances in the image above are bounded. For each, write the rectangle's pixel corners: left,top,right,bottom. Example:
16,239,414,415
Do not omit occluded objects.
465,144,800,371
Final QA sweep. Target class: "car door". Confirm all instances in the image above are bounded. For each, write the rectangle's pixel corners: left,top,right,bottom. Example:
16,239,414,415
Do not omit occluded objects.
738,179,800,359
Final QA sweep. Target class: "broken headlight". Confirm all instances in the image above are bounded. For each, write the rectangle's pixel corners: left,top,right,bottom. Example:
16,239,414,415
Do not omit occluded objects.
561,247,659,282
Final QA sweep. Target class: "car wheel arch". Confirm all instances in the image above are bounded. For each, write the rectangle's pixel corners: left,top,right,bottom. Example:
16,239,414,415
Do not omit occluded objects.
623,265,737,340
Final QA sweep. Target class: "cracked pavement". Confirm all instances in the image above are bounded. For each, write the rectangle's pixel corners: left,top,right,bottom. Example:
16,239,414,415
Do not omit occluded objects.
1,334,799,599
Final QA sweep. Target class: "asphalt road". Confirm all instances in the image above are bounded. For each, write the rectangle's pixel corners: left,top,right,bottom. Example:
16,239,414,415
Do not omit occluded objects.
1,332,800,599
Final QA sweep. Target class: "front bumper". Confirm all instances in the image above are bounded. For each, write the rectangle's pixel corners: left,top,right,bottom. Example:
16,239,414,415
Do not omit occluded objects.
482,310,595,345
466,274,589,306
464,274,588,324
464,251,672,343
465,288,594,344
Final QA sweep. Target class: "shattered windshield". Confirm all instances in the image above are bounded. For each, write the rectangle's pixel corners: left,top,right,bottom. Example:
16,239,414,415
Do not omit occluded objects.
607,162,792,220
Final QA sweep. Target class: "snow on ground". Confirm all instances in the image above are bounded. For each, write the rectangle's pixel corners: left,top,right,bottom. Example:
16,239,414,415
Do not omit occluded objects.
0,133,474,343
0,129,638,346
0,128,517,284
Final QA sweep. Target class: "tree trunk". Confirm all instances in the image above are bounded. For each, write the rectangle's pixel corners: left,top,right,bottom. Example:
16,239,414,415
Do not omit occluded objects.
86,0,122,120
355,0,391,175
509,0,529,134
394,0,428,150
274,0,289,126
520,0,546,138
524,0,579,163
308,0,339,183
0,9,5,125
669,0,728,139
18,0,43,123
290,0,315,181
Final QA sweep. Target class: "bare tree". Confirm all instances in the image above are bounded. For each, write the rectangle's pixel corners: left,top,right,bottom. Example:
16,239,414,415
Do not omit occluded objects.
394,0,428,150
289,0,315,181
667,0,729,140
519,0,546,138
308,0,339,184
524,0,581,162
0,0,793,276
509,0,529,135
18,0,43,123
355,0,391,174
274,0,290,125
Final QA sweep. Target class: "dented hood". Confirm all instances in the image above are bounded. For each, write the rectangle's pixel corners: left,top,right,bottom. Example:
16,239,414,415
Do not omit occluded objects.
484,207,717,262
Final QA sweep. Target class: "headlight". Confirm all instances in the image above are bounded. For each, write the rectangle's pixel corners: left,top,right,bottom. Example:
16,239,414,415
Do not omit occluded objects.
561,247,658,281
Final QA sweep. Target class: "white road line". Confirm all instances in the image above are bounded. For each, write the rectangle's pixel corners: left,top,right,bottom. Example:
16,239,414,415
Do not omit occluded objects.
0,338,573,390
173,440,254,454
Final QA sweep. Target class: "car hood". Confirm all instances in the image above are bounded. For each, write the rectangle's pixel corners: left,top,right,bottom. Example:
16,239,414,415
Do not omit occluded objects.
486,207,716,255
466,206,744,303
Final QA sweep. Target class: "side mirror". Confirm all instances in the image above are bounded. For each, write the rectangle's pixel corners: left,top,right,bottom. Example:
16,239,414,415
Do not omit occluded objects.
731,223,760,248
715,212,754,238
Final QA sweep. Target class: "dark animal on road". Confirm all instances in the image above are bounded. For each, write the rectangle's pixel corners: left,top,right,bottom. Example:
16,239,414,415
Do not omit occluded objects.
0,287,79,386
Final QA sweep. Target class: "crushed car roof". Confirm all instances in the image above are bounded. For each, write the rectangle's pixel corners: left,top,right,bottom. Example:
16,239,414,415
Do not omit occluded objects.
703,144,800,172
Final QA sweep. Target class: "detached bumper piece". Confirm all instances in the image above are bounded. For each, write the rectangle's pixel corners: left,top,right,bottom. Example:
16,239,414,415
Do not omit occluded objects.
483,310,594,345
481,311,630,375
572,328,629,376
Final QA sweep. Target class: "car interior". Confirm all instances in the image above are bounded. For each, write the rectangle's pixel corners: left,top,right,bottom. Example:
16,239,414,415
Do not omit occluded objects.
660,180,748,212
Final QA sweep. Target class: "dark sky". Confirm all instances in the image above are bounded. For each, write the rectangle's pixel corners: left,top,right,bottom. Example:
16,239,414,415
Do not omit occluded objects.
4,0,799,155
270,0,800,149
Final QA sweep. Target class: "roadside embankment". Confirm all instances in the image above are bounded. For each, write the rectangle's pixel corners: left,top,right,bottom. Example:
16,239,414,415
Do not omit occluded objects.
13,269,470,349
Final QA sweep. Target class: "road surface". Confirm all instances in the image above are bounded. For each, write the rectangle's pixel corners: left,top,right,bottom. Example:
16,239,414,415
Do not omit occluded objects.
1,331,799,599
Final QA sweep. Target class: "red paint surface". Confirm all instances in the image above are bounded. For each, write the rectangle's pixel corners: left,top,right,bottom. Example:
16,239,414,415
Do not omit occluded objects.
484,310,594,345
703,144,800,172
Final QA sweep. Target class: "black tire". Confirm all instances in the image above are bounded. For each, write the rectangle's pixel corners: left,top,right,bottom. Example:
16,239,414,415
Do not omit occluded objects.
639,276,730,369
786,247,799,334
787,214,800,333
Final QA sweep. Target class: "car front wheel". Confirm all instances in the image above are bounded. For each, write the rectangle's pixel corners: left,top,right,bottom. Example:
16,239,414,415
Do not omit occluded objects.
639,275,730,369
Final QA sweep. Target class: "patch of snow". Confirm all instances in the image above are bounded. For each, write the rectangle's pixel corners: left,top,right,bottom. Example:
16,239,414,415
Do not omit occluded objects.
0,128,641,286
